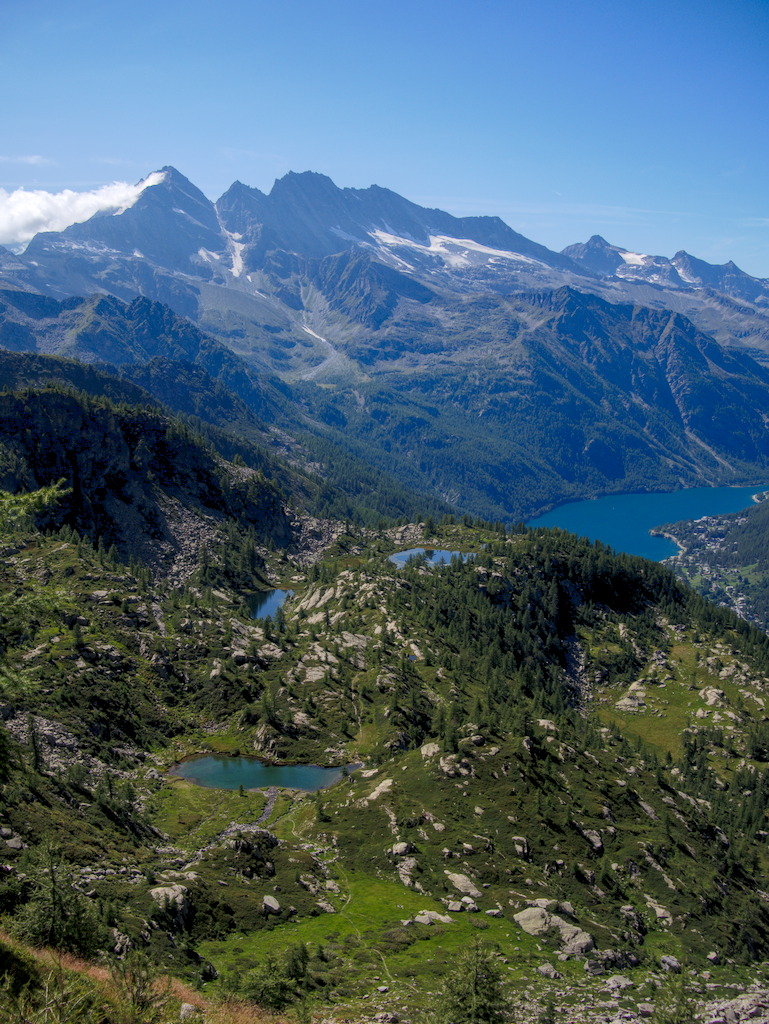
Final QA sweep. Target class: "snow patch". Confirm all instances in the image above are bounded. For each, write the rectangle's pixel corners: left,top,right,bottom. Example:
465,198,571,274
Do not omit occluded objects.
671,258,699,284
619,251,648,267
301,325,328,344
230,240,245,277
172,206,218,233
369,229,546,270
222,229,246,277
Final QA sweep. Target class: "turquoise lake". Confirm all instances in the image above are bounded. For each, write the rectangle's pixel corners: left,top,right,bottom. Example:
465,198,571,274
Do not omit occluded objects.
527,484,768,561
246,588,293,620
172,755,349,791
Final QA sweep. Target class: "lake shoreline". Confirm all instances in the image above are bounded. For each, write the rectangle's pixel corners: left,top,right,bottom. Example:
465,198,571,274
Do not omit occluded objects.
169,752,362,792
526,483,769,562
529,482,769,521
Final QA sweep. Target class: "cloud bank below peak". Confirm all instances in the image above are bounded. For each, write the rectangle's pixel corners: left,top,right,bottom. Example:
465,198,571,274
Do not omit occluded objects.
0,171,166,251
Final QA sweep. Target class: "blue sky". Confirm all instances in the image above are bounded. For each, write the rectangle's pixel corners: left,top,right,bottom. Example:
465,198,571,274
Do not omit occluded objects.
2,0,768,275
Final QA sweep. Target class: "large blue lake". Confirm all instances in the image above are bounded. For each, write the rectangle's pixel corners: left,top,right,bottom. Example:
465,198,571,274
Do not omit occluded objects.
527,484,768,561
172,755,349,791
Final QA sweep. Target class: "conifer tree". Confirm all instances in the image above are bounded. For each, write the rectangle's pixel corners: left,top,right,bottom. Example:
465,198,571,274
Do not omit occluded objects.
436,938,507,1024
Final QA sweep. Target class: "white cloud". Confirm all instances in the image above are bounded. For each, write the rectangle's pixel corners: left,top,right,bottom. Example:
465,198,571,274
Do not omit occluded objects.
0,171,166,251
0,155,53,166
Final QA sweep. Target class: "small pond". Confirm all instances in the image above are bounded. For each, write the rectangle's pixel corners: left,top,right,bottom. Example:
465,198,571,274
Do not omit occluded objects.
172,755,352,791
246,588,293,620
388,547,472,569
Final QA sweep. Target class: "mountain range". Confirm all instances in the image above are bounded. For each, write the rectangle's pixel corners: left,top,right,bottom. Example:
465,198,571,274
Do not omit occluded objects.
2,165,769,521
5,167,769,1022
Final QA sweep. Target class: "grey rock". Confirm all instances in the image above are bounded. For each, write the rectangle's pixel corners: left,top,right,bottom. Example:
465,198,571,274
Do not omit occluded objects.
149,884,189,910
262,894,281,915
444,871,482,897
511,835,529,858
537,963,562,979
110,928,132,957
514,906,594,955
391,841,413,856
513,906,555,936
584,959,605,975
580,827,604,853
605,974,634,991
413,910,453,925
560,925,595,956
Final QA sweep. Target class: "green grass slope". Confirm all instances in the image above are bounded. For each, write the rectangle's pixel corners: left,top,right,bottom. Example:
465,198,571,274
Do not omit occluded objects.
3,487,769,1019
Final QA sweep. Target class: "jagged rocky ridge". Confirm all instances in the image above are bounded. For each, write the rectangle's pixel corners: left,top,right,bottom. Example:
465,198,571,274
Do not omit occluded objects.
3,283,769,522
2,167,769,524
0,387,294,577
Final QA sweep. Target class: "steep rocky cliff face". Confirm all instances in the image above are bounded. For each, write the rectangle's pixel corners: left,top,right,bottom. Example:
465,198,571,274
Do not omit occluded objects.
0,388,293,574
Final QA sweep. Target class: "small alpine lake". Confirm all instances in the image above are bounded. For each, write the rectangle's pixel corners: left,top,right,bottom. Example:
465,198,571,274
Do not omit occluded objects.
171,755,352,791
527,484,769,561
388,547,473,568
246,588,293,620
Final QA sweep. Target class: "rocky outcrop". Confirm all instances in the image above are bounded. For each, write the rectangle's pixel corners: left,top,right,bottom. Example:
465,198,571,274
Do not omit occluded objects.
149,884,192,927
444,871,482,898
513,902,595,956
0,389,293,576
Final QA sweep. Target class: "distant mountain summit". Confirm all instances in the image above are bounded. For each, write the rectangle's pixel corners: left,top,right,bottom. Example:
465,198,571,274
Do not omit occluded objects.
26,167,225,272
217,169,577,269
4,164,769,520
0,165,601,369
563,234,769,305
18,166,581,294
560,235,628,276
8,165,769,347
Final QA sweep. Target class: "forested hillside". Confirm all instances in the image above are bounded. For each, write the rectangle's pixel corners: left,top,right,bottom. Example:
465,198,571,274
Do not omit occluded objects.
4,163,769,1022
3,458,769,1020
